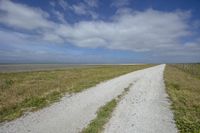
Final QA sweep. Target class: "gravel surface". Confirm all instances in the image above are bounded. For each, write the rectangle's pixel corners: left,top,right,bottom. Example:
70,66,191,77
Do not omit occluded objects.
0,65,177,133
0,65,144,133
104,64,178,133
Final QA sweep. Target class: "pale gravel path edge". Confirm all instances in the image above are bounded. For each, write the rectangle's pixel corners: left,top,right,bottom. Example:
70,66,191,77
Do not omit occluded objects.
0,65,153,133
103,64,178,133
0,65,178,133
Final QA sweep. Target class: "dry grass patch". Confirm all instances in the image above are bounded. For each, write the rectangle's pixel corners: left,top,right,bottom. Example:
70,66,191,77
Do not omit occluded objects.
164,64,200,133
171,64,200,78
0,65,151,122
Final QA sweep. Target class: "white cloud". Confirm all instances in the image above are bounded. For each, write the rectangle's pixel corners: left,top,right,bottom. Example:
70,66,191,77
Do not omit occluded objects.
50,0,98,19
49,1,56,7
0,29,48,51
42,33,64,43
72,3,87,15
111,0,130,8
84,0,98,8
0,0,199,59
71,2,98,19
58,0,69,10
55,9,194,53
52,10,67,23
0,0,54,30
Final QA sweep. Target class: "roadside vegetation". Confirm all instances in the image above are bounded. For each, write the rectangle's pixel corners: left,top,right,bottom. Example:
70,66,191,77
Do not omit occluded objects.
82,84,132,133
0,65,151,122
164,64,200,133
171,64,200,78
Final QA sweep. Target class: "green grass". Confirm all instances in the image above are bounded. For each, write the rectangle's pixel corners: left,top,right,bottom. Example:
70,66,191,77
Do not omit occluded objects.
82,84,132,133
82,99,117,133
164,64,200,133
171,64,200,79
0,65,151,122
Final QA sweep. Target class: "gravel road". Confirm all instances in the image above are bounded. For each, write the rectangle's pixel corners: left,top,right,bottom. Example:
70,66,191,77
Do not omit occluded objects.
0,65,177,133
104,64,177,133
0,65,143,133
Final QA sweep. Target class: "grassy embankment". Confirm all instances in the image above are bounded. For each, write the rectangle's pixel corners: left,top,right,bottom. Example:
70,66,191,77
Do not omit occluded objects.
164,64,200,133
82,84,132,133
0,65,152,122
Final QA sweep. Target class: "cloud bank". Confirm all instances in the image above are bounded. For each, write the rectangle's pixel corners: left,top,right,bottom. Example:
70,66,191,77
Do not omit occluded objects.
0,0,200,63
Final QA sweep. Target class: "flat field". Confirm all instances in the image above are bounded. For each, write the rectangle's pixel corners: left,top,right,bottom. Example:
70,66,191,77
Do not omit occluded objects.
0,64,152,122
0,64,100,73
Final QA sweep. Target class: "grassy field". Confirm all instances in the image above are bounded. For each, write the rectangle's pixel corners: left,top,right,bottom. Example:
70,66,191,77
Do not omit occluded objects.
171,64,200,78
0,64,99,72
0,65,151,123
164,64,200,133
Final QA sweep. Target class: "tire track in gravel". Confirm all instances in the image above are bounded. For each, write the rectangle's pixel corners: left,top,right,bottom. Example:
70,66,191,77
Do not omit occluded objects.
104,64,178,133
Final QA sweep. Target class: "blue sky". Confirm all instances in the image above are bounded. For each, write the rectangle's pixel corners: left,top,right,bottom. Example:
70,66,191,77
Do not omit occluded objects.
0,0,200,64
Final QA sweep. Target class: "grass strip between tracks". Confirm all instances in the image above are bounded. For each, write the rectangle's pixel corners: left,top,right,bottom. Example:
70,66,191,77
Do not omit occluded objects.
82,83,132,133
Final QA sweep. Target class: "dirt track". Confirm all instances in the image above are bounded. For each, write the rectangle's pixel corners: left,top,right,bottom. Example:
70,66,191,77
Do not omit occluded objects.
104,64,177,133
0,65,177,133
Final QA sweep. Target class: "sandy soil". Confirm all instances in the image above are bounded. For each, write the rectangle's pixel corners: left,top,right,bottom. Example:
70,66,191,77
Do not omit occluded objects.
104,64,177,133
0,65,177,133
